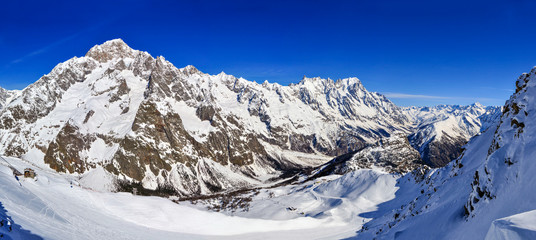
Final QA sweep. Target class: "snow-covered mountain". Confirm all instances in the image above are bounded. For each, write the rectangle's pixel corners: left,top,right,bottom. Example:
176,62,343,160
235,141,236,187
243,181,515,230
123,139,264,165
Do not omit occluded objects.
404,104,501,167
0,39,531,240
353,67,536,239
187,66,536,240
0,39,498,198
0,39,415,197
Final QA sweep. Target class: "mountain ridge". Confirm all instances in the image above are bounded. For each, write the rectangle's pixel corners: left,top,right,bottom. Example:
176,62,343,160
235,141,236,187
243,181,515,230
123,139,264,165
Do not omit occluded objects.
0,39,499,197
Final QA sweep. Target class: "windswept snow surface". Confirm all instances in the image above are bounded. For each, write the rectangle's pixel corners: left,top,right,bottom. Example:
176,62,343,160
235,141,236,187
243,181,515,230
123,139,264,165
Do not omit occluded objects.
0,156,399,240
486,210,536,240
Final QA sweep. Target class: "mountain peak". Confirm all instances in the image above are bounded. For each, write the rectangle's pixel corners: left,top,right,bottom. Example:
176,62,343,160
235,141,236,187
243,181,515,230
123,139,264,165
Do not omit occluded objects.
85,38,137,62
472,102,484,108
297,76,330,86
335,77,362,87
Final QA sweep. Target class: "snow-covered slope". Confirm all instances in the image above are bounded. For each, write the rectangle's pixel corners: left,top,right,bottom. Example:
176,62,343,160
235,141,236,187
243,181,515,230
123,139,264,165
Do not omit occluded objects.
0,200,42,240
354,66,536,239
0,39,413,197
486,210,536,240
194,169,401,239
0,155,401,240
404,104,501,167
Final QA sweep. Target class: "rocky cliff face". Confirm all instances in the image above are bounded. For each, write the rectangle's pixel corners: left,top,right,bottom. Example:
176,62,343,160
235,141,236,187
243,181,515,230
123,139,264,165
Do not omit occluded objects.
311,134,424,178
0,88,20,111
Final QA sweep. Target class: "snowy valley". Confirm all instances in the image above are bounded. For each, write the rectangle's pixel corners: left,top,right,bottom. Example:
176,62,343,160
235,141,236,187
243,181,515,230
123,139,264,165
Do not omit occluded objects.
0,39,532,240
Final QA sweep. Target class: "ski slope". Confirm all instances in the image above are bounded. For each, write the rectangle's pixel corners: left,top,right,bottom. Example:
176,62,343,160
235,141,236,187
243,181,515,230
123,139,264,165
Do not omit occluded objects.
0,156,399,240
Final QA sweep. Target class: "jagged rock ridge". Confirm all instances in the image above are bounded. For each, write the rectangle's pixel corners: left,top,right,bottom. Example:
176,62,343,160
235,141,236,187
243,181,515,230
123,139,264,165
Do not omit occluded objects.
311,134,424,178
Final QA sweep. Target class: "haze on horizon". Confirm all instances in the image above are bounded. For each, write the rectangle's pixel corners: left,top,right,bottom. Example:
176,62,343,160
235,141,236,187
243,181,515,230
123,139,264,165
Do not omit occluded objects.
2,0,536,106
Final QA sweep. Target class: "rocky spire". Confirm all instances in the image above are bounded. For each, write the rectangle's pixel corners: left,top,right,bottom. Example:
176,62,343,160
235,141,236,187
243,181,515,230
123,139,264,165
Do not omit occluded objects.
0,87,8,110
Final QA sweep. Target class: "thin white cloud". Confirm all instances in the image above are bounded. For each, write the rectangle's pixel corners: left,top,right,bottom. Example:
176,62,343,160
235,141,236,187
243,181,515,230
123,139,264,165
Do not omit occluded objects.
9,33,80,64
479,86,514,92
383,93,454,99
11,48,47,64
383,92,503,104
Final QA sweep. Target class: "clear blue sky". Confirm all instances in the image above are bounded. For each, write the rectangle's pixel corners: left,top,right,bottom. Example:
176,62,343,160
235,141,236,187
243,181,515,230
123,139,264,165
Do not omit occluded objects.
2,0,536,106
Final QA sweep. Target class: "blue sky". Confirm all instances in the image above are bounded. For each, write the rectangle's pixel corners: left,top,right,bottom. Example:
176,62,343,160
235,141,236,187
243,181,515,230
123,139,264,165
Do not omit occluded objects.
1,0,536,106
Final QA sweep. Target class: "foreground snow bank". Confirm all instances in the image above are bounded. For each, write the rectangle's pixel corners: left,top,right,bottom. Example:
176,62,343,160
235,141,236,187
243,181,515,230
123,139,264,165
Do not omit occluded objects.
0,202,43,240
0,156,399,240
486,210,536,240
